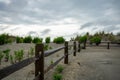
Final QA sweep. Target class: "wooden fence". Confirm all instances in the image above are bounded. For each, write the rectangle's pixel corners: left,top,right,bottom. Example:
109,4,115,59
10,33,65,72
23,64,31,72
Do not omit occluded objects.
0,41,117,80
0,41,80,80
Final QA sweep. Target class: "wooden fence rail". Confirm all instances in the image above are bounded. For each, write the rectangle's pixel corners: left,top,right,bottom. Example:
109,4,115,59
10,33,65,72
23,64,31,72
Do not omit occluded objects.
0,57,35,79
44,46,65,57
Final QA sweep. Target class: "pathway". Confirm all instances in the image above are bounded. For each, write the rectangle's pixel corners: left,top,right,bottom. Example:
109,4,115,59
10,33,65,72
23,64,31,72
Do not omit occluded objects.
63,46,120,80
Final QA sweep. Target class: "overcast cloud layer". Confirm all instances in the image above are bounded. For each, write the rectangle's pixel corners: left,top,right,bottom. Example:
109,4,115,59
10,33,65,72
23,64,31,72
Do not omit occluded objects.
0,0,120,40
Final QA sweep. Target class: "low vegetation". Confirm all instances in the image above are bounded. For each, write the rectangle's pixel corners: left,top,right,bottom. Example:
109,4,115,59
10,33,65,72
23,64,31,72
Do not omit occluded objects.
45,37,50,43
14,49,24,62
23,36,32,43
75,31,120,43
0,34,12,45
53,65,64,80
55,65,64,73
10,55,14,64
53,37,65,44
32,37,43,44
16,36,23,43
78,35,87,43
53,73,62,80
44,44,53,50
3,49,11,62
28,47,34,57
90,36,101,46
50,59,53,64
75,35,87,49
0,50,4,65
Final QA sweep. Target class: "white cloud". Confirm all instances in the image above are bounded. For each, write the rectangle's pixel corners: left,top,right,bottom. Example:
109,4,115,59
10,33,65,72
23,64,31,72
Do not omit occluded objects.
0,24,80,40
0,0,120,40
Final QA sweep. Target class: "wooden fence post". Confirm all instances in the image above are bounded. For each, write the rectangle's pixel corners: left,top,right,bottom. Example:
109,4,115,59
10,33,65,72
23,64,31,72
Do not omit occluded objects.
64,41,68,64
83,41,86,49
35,44,44,80
74,41,76,56
107,42,110,49
78,41,81,52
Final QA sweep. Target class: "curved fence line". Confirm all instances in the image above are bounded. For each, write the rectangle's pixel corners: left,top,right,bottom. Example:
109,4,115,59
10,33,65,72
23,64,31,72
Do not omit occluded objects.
0,41,118,80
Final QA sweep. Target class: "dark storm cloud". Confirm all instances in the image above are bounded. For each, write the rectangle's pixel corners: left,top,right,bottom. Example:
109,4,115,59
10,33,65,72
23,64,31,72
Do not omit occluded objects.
27,31,38,36
41,29,51,35
0,2,7,11
103,25,120,32
80,19,120,31
80,22,94,29
0,0,120,33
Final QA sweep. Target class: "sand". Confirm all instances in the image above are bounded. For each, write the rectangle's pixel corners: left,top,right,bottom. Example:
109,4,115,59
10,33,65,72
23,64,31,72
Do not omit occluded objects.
0,43,120,80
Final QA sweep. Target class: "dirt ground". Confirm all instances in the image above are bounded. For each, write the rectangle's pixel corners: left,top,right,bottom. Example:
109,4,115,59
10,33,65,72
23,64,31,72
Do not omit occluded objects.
62,46,120,80
0,43,120,80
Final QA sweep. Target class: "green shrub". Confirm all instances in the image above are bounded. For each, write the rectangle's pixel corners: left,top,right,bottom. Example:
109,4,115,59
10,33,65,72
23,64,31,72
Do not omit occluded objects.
90,37,94,44
44,44,49,50
0,50,4,65
7,38,12,43
53,73,62,80
53,65,64,80
90,36,101,46
14,49,24,62
0,34,9,45
3,49,11,62
56,65,64,73
23,36,32,43
53,37,65,44
28,47,34,57
16,36,23,43
32,37,43,44
49,46,53,49
44,44,52,50
50,60,53,64
79,35,87,49
79,35,87,43
10,55,14,64
45,37,50,43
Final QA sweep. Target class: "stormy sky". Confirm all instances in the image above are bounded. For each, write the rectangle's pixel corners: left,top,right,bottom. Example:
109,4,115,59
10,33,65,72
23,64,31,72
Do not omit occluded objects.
0,0,120,40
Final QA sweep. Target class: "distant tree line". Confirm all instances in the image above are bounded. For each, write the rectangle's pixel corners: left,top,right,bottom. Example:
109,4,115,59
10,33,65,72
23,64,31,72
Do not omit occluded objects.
0,31,120,45
72,31,120,46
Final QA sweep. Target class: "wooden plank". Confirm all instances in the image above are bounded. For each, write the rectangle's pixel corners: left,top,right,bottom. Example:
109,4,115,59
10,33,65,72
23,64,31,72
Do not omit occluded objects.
73,41,76,56
107,42,110,49
78,41,81,52
35,44,44,80
0,57,35,79
44,46,65,57
64,41,68,64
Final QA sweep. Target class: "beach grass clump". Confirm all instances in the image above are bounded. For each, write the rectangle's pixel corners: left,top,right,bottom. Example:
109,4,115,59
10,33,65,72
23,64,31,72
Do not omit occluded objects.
53,65,64,80
3,49,11,62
